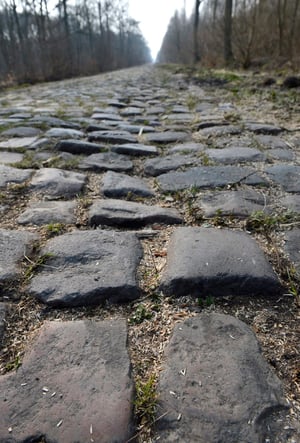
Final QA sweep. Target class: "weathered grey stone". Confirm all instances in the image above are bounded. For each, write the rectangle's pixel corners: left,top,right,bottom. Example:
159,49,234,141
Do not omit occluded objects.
160,227,281,297
206,147,265,164
79,151,133,172
284,229,300,273
166,113,194,122
144,131,190,144
17,201,77,225
30,115,81,129
1,126,41,137
157,166,267,192
0,229,38,283
245,123,283,135
29,230,142,306
0,151,24,164
111,143,158,156
45,128,84,138
199,189,268,217
265,165,300,192
30,168,86,198
280,195,300,213
169,142,205,154
156,314,288,443
266,148,295,161
89,199,182,227
0,303,6,345
117,123,155,133
144,155,196,176
102,171,154,198
0,165,33,188
0,137,38,148
146,106,165,114
197,120,229,130
55,139,106,155
0,320,135,443
88,130,137,144
120,106,144,116
255,135,289,149
197,125,241,137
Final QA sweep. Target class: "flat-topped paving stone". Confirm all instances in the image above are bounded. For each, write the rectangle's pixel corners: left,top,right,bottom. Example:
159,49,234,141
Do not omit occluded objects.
29,230,142,306
117,123,156,134
156,314,288,443
159,227,281,297
0,165,33,187
280,194,300,212
143,131,190,144
245,122,283,135
0,151,24,164
55,139,106,155
0,319,135,443
102,171,154,198
267,148,295,161
79,151,133,172
45,127,84,138
198,189,268,217
206,147,265,164
30,115,81,129
265,165,300,192
120,106,144,116
89,199,183,228
17,201,77,225
157,166,267,192
1,126,42,137
88,130,137,144
197,125,241,138
255,135,290,149
0,136,38,149
284,229,300,273
0,229,39,283
91,112,123,121
144,154,197,176
111,142,158,156
30,168,86,198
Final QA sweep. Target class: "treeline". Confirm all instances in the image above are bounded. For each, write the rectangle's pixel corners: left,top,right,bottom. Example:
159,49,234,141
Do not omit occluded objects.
0,0,151,86
158,0,300,69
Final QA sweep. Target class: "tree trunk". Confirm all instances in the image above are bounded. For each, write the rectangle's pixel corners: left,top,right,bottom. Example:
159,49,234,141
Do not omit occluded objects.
193,0,201,63
224,0,234,64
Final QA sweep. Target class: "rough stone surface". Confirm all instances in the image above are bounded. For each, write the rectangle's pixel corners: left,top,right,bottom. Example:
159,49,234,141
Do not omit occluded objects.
199,189,268,217
0,320,135,443
0,165,33,188
157,166,267,192
1,126,41,137
102,171,154,198
0,229,39,283
45,127,84,138
245,123,283,135
169,142,205,153
29,230,142,306
284,229,300,273
89,199,183,227
17,201,77,225
111,143,158,156
88,130,137,144
78,152,133,172
160,227,281,297
265,165,300,192
206,147,265,164
197,125,241,137
144,131,189,144
156,314,288,443
0,151,24,164
280,195,300,213
0,136,38,148
144,154,196,176
55,139,106,155
30,168,86,198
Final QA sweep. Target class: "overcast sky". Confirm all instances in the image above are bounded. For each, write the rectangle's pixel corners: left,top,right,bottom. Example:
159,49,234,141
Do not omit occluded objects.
127,0,195,60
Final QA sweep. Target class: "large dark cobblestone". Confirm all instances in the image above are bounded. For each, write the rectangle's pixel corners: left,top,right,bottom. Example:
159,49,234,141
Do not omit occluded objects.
0,65,299,442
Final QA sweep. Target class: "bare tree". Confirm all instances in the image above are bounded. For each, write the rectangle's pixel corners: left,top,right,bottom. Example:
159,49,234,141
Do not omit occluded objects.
224,0,233,64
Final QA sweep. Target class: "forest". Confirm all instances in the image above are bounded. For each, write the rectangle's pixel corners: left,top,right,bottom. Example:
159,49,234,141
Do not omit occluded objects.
0,0,151,86
158,0,300,70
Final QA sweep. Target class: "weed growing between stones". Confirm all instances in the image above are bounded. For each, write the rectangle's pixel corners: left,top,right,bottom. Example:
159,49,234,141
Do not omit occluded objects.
23,253,55,281
12,152,40,169
134,374,157,424
45,223,66,237
129,303,153,325
246,210,300,235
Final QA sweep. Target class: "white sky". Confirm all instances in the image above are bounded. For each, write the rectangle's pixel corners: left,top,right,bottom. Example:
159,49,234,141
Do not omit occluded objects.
127,0,195,60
